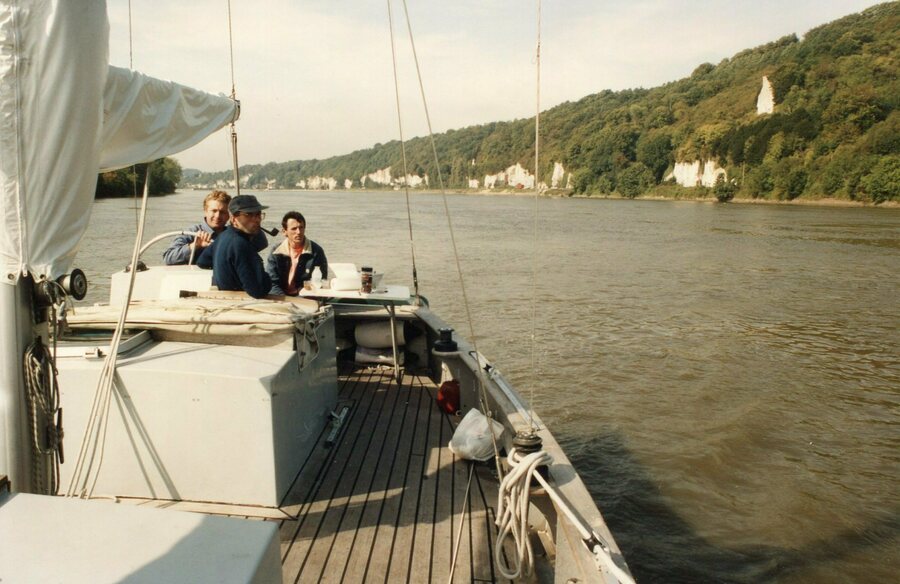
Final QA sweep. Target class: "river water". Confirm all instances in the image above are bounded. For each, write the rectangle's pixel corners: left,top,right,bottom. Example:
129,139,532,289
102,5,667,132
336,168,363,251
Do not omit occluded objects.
80,190,899,583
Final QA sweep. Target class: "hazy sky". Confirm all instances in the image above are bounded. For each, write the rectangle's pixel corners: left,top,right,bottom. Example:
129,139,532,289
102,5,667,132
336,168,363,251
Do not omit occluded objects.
107,0,884,171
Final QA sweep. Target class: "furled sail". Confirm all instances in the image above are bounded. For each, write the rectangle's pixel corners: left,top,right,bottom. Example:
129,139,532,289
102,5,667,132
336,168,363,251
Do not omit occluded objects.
99,67,238,173
0,0,237,282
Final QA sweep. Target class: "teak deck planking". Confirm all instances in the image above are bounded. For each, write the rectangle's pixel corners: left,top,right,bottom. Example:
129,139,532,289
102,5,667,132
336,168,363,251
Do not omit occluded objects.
275,368,509,584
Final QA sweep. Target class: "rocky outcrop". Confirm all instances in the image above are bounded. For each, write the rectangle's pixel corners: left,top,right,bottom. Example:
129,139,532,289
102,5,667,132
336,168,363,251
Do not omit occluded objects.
484,163,535,189
665,160,726,188
358,167,428,189
757,76,775,115
300,176,338,190
551,162,566,188
398,173,428,188
481,161,569,190
361,167,393,188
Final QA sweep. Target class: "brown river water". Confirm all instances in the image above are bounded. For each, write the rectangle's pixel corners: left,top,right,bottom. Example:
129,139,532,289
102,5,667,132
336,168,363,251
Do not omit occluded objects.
80,190,899,583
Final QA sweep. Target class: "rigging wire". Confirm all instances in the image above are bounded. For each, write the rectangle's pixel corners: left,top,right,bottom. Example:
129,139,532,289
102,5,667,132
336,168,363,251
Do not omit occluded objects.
397,0,505,480
447,462,475,584
528,0,542,434
226,0,241,196
128,0,139,228
385,0,421,304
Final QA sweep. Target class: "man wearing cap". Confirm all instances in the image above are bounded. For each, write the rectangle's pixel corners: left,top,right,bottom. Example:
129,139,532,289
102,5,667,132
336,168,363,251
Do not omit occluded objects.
163,190,267,265
208,194,272,298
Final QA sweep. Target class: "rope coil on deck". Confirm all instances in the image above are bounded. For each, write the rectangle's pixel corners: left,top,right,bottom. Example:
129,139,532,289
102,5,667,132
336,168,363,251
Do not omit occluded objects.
496,446,637,584
23,280,69,495
494,447,553,580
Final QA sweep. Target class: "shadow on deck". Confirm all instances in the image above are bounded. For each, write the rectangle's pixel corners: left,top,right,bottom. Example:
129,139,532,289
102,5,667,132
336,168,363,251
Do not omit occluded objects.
273,368,514,584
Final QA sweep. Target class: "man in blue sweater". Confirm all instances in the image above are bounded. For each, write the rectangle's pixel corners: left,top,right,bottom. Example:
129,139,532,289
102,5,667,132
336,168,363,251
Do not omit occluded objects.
210,194,272,298
164,190,267,265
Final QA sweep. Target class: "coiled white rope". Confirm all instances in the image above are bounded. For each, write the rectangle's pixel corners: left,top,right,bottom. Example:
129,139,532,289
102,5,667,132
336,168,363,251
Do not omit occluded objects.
496,446,637,584
494,447,553,580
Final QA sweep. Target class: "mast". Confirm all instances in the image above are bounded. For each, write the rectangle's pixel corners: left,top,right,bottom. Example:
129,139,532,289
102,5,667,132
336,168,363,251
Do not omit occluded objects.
0,0,238,494
0,279,37,491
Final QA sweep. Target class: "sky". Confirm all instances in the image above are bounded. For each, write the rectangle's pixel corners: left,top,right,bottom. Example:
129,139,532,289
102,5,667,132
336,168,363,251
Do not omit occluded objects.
106,0,886,172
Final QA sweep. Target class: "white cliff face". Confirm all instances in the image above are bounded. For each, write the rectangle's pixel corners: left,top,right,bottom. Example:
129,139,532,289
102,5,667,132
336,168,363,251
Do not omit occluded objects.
667,161,701,186
468,178,480,189
482,163,534,189
358,167,429,189
507,163,535,189
304,176,337,190
344,178,353,189
665,159,726,188
363,167,393,187
399,174,426,188
700,160,726,187
484,172,504,188
551,162,566,188
483,161,570,190
757,76,775,115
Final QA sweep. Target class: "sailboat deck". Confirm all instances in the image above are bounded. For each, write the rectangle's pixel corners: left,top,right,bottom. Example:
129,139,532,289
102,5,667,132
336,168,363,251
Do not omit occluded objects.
273,367,510,584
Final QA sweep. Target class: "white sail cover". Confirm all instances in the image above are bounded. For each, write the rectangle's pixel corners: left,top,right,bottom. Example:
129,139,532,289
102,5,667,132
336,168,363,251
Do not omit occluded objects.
0,0,238,282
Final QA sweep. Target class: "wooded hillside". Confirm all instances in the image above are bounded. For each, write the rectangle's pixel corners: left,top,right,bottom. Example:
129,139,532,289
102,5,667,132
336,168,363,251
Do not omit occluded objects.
187,3,899,203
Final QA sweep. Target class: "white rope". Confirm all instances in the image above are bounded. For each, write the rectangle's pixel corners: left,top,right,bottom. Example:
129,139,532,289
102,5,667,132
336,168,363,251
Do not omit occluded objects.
494,447,552,580
66,168,152,498
495,447,636,583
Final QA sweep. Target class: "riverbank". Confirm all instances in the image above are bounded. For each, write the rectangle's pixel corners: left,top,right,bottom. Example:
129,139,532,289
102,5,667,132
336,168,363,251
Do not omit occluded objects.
185,187,898,208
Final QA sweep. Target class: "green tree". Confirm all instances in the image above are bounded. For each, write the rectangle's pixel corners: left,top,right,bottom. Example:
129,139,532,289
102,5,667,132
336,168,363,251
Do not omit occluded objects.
860,156,900,203
636,132,673,182
96,158,182,198
148,157,183,194
745,164,774,198
617,163,654,198
713,175,736,202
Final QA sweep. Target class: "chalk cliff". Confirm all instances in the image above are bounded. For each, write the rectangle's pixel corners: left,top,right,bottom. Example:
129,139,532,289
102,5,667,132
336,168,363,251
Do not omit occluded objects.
757,76,775,115
665,160,727,188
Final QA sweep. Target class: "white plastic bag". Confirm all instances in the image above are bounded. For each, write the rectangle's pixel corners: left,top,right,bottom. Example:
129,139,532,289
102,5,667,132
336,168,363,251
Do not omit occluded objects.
448,408,505,461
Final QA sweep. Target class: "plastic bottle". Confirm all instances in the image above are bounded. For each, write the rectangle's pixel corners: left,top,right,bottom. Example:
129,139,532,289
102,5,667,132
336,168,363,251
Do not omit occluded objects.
311,266,322,290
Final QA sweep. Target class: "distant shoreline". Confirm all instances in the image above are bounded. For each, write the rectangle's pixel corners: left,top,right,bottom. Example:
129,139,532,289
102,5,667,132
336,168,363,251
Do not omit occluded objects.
178,187,898,208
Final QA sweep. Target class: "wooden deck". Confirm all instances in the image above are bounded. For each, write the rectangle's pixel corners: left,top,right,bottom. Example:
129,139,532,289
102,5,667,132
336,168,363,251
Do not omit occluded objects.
274,367,510,584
